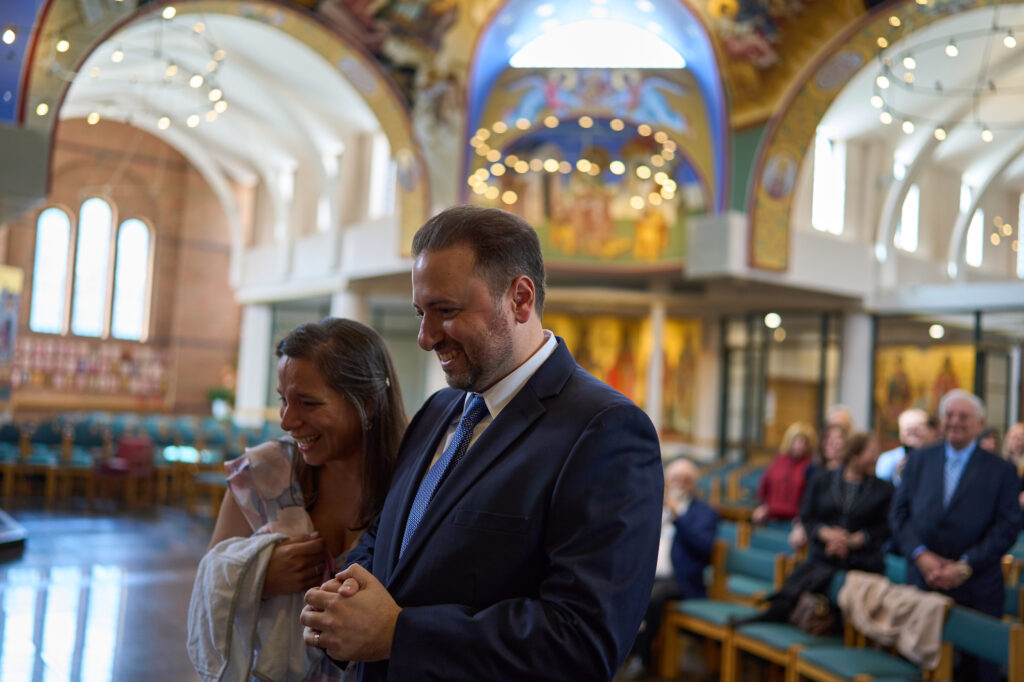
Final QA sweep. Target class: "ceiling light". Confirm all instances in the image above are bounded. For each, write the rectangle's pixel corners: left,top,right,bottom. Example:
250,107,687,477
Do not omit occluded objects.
484,186,499,200
86,112,100,125
35,102,48,116
157,116,170,130
876,75,890,89
559,161,572,173
543,158,559,173
904,72,915,83
515,117,530,130
208,88,222,102
902,120,915,134
189,74,203,88
877,37,889,48
610,118,624,131
879,111,893,125
501,190,518,205
186,114,200,127
629,195,645,210
206,60,218,72
490,162,506,176
162,6,176,19
888,15,901,27
870,95,884,108
165,63,178,78
578,115,593,128
773,328,787,342
1005,30,1017,48
89,66,100,78
56,39,70,53
111,48,124,63
576,159,592,173
638,123,652,136
492,121,507,134
903,56,916,69
213,49,226,61
609,160,625,175
945,40,958,57
205,110,218,122
214,100,228,113
2,28,15,45
1002,223,1013,237
193,21,205,33
636,165,651,179
929,324,945,339
513,160,529,173
764,313,782,329
543,115,558,128
934,127,947,141
981,127,993,142
485,149,501,162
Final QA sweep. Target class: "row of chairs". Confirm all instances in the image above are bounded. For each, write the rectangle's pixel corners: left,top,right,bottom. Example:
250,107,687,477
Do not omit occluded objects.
659,521,1024,681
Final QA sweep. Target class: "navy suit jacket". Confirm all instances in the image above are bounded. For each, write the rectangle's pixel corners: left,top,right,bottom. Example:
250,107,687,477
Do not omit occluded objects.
669,498,718,599
890,441,1021,615
346,340,664,681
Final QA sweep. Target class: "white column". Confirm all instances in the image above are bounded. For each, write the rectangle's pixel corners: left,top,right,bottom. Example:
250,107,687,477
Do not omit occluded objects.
234,304,273,427
646,298,666,436
1009,345,1022,426
838,312,873,429
330,290,369,323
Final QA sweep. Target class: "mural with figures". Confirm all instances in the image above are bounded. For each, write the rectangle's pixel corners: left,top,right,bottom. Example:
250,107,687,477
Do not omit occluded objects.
546,313,701,439
873,344,975,438
469,67,710,268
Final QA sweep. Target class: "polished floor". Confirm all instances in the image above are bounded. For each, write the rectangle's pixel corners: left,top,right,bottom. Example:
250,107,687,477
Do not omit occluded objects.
0,502,213,682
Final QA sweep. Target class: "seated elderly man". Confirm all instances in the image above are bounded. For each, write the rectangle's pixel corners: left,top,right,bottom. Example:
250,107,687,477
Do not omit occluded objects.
891,389,1021,682
623,458,718,679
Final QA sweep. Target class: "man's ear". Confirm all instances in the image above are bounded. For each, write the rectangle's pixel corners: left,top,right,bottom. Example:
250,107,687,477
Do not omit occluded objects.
509,276,536,323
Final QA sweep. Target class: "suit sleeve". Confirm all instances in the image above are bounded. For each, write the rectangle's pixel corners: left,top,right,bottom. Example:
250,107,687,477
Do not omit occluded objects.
386,403,664,682
672,503,717,564
890,451,924,557
962,459,1022,572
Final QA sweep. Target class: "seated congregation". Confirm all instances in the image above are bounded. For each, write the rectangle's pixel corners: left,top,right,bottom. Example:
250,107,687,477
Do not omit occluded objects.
638,389,1024,682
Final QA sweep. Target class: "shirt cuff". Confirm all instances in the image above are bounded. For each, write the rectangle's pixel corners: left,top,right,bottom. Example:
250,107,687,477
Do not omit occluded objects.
911,545,928,560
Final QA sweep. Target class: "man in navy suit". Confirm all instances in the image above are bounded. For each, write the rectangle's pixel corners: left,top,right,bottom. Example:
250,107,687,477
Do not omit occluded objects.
891,389,1020,682
300,205,664,681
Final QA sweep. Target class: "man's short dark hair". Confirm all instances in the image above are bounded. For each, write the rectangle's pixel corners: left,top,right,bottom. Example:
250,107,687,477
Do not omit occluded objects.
411,205,547,314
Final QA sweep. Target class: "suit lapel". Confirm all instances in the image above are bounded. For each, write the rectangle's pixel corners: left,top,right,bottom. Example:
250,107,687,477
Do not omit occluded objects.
381,393,464,581
388,340,577,584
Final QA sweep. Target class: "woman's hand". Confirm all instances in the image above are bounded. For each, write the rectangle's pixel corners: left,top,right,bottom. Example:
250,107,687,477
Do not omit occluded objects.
262,534,327,599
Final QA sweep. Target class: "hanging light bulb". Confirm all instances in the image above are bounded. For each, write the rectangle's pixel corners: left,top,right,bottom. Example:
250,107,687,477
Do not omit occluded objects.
981,126,993,142
208,88,222,102
945,39,958,57
157,116,170,130
880,111,894,125
111,48,124,63
1005,30,1017,48
903,55,916,69
186,114,200,128
1,28,15,45
870,95,884,108
86,112,100,125
876,74,891,89
189,74,204,88
162,6,176,19
902,120,915,134
934,127,947,141
55,39,70,53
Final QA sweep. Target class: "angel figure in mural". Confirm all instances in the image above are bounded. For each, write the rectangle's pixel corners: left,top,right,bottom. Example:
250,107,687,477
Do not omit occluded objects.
610,71,689,132
885,355,912,431
504,70,579,123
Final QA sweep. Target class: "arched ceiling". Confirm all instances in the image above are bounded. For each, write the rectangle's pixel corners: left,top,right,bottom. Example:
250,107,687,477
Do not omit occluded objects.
62,12,383,185
821,5,1024,190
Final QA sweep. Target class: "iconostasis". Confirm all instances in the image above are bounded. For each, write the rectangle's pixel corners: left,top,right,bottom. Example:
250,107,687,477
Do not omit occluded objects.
873,344,975,437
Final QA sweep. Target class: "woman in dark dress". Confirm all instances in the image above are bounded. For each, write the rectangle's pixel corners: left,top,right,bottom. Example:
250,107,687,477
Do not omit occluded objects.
736,431,894,624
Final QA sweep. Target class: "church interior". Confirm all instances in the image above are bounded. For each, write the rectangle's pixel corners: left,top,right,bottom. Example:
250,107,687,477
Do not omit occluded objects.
1,0,1024,680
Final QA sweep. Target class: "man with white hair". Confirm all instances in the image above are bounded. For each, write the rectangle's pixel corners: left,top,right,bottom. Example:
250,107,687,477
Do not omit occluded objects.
876,407,930,485
891,389,1020,682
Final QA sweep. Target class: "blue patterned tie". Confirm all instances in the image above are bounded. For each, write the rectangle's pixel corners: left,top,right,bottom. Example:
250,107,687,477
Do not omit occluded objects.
400,394,488,557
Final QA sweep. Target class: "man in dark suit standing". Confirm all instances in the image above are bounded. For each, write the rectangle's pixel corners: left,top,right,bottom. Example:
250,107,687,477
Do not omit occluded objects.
300,205,664,681
891,388,1020,682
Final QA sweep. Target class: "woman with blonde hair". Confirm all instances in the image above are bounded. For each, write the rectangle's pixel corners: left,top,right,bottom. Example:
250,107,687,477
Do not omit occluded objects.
752,421,818,524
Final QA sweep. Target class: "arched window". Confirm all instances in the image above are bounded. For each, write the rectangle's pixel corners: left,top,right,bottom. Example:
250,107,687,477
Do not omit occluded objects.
111,219,151,341
70,198,113,337
29,208,71,334
28,198,152,340
811,132,845,235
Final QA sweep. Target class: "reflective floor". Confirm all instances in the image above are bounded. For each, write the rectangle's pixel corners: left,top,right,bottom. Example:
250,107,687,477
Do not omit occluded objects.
0,504,213,682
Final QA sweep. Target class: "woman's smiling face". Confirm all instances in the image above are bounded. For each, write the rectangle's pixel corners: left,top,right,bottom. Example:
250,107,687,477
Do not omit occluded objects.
277,355,363,466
